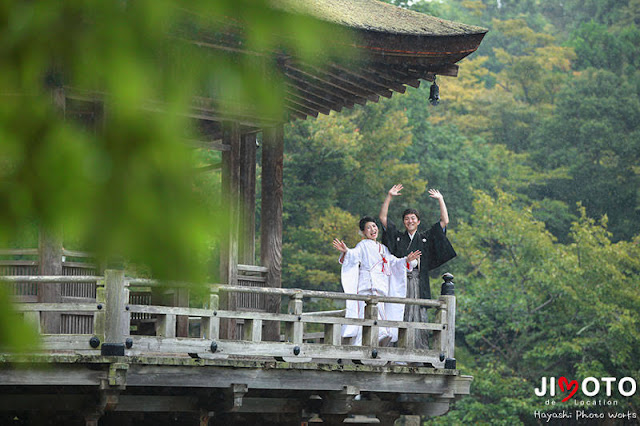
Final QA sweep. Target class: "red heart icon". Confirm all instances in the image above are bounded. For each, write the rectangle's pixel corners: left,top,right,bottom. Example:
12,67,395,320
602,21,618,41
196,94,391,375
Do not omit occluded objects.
558,376,579,402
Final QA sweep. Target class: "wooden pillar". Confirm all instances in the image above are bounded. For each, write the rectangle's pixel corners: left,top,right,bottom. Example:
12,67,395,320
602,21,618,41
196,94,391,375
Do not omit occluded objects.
175,287,189,337
220,122,241,338
260,124,283,341
36,87,66,334
101,268,127,356
220,121,241,286
84,413,101,426
200,409,213,426
38,226,62,334
239,133,257,265
436,273,457,369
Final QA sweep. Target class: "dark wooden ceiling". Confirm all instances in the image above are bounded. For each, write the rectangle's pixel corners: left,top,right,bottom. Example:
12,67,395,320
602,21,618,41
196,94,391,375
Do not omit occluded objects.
64,2,487,139
188,5,487,128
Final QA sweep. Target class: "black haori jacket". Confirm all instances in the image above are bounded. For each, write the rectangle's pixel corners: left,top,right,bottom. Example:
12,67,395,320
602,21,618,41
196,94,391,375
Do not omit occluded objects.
382,220,456,300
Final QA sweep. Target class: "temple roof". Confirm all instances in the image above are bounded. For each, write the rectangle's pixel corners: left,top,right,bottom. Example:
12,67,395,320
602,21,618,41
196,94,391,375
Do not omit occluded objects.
189,0,487,126
272,0,486,37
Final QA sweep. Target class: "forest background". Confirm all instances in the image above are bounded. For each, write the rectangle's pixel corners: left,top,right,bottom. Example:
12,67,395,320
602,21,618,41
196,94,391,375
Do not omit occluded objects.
1,0,639,424
277,0,640,424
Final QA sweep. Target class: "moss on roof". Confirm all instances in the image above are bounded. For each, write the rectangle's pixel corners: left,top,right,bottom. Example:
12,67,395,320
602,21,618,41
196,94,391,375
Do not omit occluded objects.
272,0,487,36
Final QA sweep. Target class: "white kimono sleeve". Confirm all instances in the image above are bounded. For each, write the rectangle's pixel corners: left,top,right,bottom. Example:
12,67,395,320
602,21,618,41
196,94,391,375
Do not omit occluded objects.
338,247,362,339
385,255,415,340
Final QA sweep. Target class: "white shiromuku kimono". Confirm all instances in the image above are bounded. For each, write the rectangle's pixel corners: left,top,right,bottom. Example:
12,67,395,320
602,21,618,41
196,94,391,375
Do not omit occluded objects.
339,239,415,346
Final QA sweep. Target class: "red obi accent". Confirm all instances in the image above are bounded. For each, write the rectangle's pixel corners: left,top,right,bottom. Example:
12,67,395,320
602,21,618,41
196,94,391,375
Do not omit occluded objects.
378,243,391,276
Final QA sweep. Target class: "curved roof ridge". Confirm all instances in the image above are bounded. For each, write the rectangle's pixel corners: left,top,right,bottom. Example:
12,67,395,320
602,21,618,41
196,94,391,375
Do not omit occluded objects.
271,0,487,36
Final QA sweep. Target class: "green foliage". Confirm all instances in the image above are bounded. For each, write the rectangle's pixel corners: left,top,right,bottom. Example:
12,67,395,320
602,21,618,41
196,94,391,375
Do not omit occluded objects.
429,363,532,425
283,111,362,228
282,99,425,291
0,286,41,353
283,206,358,292
1,0,347,276
278,2,640,424
4,0,640,422
431,191,640,423
530,69,640,240
0,0,347,350
570,22,640,74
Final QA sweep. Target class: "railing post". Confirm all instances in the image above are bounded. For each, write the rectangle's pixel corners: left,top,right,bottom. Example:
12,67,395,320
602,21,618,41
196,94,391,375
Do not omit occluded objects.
438,273,456,369
285,292,303,344
94,277,106,345
218,287,234,339
397,322,415,350
362,298,380,347
156,314,177,338
38,225,62,333
23,311,42,335
324,322,342,346
202,287,220,339
243,319,263,342
102,264,127,356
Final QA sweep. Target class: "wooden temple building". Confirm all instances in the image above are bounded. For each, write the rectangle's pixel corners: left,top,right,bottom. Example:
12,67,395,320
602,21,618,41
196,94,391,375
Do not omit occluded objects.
0,1,486,425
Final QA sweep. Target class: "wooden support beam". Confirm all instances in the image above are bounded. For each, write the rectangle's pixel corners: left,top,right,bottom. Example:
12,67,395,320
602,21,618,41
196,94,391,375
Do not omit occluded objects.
220,122,242,339
285,80,353,110
285,86,343,113
374,67,421,88
187,139,230,152
85,413,101,426
190,96,284,127
285,72,358,108
194,162,222,173
304,62,394,99
284,66,368,106
200,409,213,426
285,94,330,116
322,386,360,415
239,133,257,265
284,99,319,118
260,125,284,342
103,268,128,355
286,110,308,121
221,397,301,414
386,66,432,85
331,64,407,94
38,226,63,334
225,383,248,412
36,87,66,334
429,64,459,77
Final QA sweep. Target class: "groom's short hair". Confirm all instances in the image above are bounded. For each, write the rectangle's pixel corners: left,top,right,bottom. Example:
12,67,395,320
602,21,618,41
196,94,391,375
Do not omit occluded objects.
402,208,420,221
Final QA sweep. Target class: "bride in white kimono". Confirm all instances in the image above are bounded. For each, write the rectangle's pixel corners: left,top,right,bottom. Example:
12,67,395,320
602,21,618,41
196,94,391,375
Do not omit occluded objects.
333,216,421,346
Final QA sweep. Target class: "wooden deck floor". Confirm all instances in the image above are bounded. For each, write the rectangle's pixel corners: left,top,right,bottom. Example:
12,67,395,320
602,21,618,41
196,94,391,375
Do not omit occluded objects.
0,353,471,425
0,271,470,425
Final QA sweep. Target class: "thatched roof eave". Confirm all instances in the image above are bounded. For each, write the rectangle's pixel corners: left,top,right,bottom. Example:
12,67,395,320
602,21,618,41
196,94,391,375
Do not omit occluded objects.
271,0,487,37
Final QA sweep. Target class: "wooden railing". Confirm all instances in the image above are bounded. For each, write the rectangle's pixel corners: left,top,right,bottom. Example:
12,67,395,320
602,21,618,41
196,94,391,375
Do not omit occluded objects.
2,270,458,369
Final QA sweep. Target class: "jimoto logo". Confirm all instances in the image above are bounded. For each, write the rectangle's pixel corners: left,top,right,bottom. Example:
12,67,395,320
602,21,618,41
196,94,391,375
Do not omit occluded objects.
535,377,637,402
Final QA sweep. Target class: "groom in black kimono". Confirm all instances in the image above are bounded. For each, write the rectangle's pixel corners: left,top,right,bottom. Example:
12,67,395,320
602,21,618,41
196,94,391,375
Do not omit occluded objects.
379,184,456,349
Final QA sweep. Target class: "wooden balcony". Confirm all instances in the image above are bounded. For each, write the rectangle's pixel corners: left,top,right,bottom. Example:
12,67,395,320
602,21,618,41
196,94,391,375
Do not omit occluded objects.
0,268,470,426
